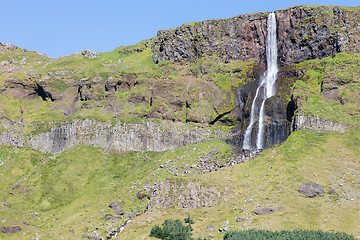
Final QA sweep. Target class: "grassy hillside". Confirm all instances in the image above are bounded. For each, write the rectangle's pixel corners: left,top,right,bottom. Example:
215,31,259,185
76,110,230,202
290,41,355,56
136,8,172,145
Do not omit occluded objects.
0,140,234,239
291,52,360,126
122,129,360,240
0,128,359,239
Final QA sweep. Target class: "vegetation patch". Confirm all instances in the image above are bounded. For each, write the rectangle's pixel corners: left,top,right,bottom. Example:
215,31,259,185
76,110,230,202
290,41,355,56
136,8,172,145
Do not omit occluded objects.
224,229,355,240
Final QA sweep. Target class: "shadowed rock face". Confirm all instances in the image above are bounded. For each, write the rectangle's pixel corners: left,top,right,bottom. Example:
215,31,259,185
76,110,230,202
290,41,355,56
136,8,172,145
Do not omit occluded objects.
152,6,360,66
152,13,268,63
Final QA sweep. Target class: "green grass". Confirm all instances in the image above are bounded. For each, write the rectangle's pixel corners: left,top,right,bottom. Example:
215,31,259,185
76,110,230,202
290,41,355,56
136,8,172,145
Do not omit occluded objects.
0,140,234,239
292,52,360,126
123,129,360,240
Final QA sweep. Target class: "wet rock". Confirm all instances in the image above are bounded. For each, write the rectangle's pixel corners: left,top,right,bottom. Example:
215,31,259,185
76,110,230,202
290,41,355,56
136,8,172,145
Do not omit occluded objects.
0,226,21,234
298,183,325,198
108,202,123,215
253,207,277,215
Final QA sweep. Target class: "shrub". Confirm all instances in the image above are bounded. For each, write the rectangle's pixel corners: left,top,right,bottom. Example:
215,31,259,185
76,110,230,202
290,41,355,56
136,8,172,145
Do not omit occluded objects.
223,229,355,240
149,217,208,240
149,219,192,240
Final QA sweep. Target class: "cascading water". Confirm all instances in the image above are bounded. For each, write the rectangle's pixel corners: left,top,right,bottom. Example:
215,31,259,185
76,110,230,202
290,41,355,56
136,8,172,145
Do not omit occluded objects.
243,12,278,150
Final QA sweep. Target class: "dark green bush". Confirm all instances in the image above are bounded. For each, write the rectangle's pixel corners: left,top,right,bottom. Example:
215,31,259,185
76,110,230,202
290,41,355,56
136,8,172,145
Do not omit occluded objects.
223,229,355,240
149,219,192,240
150,217,208,240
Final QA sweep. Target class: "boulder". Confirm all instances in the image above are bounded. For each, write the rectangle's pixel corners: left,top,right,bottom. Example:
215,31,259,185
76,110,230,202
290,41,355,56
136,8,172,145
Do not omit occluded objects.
124,212,135,219
253,207,276,215
80,49,99,59
104,214,121,221
206,225,215,231
218,225,228,232
298,183,325,198
328,187,339,196
136,191,148,200
0,226,21,234
108,202,123,215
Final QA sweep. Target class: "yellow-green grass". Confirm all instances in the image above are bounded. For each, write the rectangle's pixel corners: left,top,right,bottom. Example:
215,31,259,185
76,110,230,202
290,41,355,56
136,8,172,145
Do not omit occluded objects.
293,52,360,126
0,140,233,239
121,129,360,240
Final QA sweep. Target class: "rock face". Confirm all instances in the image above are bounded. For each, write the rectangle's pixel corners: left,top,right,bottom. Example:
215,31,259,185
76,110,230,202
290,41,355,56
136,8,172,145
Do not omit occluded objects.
293,115,348,133
298,183,325,198
152,6,360,66
0,119,229,154
147,178,220,209
277,6,360,65
152,13,268,63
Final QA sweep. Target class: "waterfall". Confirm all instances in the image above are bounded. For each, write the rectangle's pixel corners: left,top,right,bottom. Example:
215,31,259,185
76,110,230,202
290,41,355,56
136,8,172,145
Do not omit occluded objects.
243,12,278,150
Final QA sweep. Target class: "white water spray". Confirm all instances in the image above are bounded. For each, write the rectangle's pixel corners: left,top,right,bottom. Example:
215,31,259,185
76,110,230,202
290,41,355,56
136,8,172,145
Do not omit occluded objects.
243,12,278,150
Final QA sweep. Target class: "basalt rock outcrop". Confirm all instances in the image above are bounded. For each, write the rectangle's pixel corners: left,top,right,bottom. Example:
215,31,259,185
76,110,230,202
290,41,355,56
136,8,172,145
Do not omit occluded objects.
152,6,360,66
152,12,268,63
0,118,229,154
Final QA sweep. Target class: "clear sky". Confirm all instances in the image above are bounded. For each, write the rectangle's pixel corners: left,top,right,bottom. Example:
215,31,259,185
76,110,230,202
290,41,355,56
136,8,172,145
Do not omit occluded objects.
1,0,358,58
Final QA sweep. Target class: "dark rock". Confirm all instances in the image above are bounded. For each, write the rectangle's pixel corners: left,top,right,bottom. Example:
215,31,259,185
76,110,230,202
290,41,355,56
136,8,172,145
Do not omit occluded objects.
298,183,325,198
136,191,148,200
108,202,123,215
253,207,276,215
328,187,339,196
218,225,228,232
0,226,21,234
152,6,360,66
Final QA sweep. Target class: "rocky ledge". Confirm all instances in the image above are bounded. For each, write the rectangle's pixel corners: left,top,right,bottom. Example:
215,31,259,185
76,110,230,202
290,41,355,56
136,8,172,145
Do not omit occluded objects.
0,118,229,154
152,6,360,66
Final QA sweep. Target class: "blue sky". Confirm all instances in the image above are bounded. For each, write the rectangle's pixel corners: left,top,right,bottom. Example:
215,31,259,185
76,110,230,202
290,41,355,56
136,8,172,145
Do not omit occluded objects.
1,0,358,58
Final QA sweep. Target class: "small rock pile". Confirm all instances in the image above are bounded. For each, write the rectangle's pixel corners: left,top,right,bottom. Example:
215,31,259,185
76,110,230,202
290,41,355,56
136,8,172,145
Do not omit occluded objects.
80,49,99,59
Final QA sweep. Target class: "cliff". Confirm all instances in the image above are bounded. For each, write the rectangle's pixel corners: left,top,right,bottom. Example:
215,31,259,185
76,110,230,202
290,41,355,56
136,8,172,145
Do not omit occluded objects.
0,119,229,154
0,5,359,155
152,6,360,66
